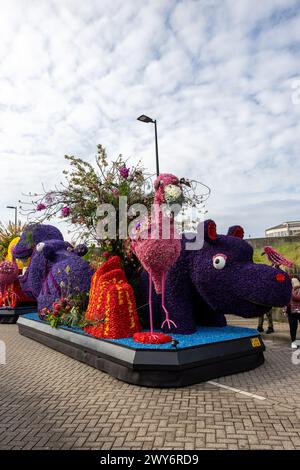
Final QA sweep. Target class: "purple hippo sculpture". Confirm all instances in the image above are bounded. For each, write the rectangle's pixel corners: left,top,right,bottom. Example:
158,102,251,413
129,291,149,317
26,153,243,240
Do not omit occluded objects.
139,219,292,334
13,224,93,314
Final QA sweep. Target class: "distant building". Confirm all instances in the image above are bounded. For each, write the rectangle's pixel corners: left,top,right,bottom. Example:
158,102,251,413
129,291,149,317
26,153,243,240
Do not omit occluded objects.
265,221,300,238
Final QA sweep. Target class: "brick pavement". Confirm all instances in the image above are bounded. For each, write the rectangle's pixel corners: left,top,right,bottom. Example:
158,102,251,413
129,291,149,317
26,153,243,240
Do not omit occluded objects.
0,322,300,450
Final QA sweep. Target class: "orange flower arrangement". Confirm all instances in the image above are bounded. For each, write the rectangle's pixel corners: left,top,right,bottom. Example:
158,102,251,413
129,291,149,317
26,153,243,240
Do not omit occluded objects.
84,256,141,339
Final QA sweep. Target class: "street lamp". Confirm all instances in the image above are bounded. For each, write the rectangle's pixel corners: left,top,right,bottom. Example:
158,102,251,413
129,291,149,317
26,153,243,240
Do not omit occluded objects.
137,114,160,177
6,206,18,230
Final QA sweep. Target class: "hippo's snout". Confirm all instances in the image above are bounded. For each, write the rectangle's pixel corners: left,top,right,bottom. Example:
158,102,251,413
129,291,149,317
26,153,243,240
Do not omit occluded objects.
237,264,292,309
265,268,291,307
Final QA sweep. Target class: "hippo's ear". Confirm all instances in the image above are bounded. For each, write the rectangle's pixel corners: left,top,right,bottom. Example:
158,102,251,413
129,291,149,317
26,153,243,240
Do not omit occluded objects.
74,244,88,257
204,219,217,243
227,225,244,239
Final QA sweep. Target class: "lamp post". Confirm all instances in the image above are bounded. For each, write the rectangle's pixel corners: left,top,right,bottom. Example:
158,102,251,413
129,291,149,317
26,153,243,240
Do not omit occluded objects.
6,206,18,230
137,114,160,177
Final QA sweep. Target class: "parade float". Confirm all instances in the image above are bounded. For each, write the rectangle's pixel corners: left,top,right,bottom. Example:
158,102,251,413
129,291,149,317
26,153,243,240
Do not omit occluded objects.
0,224,36,323
15,145,292,387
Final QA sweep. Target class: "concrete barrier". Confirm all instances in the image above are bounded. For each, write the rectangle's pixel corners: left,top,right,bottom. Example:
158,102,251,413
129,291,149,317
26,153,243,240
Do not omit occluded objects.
247,235,300,250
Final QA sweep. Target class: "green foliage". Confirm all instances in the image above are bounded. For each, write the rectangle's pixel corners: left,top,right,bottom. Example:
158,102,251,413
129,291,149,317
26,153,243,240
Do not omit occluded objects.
20,145,153,269
0,220,26,261
42,292,94,329
24,225,35,248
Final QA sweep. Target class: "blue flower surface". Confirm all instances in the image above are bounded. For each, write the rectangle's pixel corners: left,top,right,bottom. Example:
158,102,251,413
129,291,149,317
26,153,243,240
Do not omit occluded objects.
22,312,259,351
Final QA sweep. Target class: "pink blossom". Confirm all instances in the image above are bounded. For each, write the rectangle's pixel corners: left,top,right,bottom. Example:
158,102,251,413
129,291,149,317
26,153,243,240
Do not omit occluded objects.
111,188,119,196
119,165,130,179
61,206,70,217
36,203,46,211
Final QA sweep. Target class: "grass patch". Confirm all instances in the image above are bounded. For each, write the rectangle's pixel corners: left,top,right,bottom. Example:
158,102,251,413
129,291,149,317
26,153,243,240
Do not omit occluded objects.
253,241,300,274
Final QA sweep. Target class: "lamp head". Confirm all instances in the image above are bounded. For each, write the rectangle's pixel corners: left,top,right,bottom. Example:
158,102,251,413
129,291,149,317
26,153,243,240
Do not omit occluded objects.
137,114,154,123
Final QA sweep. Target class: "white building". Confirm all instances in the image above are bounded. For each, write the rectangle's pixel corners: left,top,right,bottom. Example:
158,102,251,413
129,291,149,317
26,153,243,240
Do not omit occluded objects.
265,221,300,238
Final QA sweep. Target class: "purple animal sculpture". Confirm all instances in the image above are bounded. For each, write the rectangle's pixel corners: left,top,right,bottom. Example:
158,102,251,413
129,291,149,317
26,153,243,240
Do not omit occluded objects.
139,219,292,334
13,224,93,314
13,224,64,262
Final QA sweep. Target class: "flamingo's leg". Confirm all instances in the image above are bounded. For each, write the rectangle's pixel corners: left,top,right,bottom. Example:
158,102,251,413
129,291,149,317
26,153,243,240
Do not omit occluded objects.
149,271,154,334
161,272,177,330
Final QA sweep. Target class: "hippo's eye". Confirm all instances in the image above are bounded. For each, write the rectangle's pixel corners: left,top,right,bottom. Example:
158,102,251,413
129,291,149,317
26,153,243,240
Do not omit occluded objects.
213,254,227,270
36,242,45,253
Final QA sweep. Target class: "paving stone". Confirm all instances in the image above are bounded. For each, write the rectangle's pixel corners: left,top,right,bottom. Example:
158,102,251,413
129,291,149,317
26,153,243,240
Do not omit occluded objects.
1,321,300,450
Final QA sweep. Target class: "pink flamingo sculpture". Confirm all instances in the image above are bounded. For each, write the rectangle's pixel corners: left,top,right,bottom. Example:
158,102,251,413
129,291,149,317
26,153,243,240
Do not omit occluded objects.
0,260,19,307
131,174,183,343
261,246,294,269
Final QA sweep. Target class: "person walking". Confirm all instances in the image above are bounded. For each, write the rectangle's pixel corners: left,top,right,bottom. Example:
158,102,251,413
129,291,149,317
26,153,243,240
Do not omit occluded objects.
257,309,274,334
285,277,300,349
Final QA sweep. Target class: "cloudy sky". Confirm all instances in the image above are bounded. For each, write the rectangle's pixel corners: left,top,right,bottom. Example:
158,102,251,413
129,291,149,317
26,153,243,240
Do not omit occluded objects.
0,0,299,239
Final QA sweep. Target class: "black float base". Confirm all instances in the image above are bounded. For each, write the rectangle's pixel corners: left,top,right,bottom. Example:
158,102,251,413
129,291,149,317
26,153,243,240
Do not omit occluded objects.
17,315,265,388
0,305,36,324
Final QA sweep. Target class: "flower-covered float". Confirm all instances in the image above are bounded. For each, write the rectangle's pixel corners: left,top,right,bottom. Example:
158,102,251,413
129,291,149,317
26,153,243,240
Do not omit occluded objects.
16,146,292,387
0,224,36,323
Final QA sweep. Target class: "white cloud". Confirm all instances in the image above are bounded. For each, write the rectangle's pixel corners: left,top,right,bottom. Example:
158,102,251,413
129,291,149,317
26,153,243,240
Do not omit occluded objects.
0,0,299,238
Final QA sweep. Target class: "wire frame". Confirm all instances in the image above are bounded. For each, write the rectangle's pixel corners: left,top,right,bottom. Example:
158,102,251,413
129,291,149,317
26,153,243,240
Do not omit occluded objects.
176,178,211,233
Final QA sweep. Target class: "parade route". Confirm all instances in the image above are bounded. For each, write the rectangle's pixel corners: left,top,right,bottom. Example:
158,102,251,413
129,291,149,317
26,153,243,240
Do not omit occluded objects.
0,320,300,450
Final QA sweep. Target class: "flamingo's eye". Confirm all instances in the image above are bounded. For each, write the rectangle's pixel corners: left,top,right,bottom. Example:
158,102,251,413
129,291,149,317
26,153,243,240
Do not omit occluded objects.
213,254,227,270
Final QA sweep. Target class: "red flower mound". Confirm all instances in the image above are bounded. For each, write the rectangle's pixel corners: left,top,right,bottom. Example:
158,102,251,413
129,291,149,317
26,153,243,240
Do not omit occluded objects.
0,261,34,308
84,256,141,339
133,332,173,344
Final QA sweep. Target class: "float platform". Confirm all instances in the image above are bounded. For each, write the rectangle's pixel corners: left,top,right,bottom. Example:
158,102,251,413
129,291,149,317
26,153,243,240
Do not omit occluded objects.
17,313,265,387
0,305,37,324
